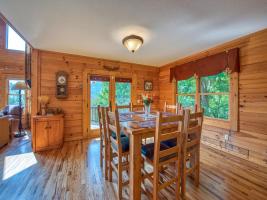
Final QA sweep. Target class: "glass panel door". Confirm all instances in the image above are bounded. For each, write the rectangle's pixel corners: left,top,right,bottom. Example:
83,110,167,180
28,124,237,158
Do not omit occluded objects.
115,81,131,112
90,76,110,129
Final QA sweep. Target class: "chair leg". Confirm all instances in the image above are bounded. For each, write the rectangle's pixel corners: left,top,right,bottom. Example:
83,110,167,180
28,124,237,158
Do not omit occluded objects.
181,153,186,199
152,171,159,200
104,142,109,180
118,158,123,200
175,159,181,200
194,148,200,186
108,145,113,182
100,139,103,168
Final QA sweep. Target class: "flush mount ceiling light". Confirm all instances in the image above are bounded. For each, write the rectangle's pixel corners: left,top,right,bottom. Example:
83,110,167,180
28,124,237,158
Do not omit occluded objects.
122,35,144,53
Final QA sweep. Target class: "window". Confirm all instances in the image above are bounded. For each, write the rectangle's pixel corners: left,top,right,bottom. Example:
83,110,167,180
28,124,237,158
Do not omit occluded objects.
177,76,196,108
200,72,229,120
8,80,26,106
6,25,25,51
177,72,230,120
115,81,131,106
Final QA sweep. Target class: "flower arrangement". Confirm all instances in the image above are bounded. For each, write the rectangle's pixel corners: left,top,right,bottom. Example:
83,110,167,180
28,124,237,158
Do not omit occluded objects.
38,95,50,115
142,94,153,106
142,94,153,116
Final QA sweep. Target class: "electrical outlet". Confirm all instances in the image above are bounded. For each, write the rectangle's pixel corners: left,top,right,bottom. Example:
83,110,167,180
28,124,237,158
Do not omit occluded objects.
224,134,229,141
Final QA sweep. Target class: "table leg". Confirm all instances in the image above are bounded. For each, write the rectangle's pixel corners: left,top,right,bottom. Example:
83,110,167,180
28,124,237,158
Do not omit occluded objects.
129,133,142,200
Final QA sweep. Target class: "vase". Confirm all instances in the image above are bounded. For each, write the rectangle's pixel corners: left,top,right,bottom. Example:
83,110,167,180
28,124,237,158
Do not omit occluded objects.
41,105,46,116
144,104,151,116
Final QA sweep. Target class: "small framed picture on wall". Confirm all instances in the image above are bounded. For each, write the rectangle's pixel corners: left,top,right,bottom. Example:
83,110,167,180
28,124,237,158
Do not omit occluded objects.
144,80,153,91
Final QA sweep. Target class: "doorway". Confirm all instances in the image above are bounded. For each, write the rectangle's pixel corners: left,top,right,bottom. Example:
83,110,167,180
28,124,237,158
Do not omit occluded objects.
89,75,110,130
84,72,133,138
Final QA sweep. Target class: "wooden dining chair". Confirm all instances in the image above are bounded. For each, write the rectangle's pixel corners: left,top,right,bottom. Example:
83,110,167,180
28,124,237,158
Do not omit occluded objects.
181,108,204,198
130,102,144,112
115,103,131,113
141,110,190,200
105,108,129,200
97,105,109,180
164,101,181,114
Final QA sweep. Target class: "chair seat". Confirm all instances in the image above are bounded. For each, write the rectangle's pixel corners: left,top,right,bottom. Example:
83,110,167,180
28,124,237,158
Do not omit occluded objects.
111,131,126,139
141,143,177,162
111,136,130,153
162,138,177,147
162,138,192,148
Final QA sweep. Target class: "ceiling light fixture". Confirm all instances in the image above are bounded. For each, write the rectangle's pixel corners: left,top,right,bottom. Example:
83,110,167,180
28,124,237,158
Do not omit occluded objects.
122,35,143,53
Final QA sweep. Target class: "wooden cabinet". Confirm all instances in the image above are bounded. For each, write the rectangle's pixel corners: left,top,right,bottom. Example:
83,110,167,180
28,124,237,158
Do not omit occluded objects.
32,115,64,152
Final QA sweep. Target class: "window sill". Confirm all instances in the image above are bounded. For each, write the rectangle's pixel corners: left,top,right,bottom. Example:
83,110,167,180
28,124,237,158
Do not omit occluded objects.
3,48,25,53
203,117,230,130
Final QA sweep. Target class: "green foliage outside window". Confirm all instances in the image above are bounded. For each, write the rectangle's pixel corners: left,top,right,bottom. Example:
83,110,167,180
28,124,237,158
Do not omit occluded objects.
177,77,196,94
177,76,196,108
115,82,131,106
178,96,195,108
90,81,110,107
200,72,229,120
201,72,229,93
201,95,229,120
177,72,229,120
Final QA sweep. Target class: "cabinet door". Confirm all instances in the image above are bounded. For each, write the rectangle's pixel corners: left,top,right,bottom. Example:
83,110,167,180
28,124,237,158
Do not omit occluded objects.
35,120,49,149
48,120,62,146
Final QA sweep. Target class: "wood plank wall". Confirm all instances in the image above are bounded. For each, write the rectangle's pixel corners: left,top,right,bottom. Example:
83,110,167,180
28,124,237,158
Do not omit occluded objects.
159,28,267,167
31,50,159,141
0,18,25,108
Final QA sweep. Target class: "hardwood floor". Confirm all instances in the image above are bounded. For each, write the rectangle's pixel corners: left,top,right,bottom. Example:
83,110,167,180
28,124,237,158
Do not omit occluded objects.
0,135,266,200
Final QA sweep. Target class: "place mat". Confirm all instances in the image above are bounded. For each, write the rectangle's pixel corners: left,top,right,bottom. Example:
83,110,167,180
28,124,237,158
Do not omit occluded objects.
127,120,156,129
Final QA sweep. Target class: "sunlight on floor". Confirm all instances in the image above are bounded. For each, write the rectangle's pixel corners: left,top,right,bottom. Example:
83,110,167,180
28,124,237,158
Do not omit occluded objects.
2,152,37,180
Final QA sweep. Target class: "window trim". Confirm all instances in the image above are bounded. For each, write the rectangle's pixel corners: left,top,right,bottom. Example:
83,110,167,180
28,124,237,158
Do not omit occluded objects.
176,72,239,131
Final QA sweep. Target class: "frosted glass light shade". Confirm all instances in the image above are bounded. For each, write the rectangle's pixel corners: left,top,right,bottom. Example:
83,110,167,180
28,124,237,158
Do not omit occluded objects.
122,35,143,53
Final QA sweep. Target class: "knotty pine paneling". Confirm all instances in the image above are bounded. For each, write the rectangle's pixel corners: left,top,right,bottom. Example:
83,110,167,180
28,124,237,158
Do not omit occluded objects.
33,50,159,141
0,18,25,108
159,28,267,167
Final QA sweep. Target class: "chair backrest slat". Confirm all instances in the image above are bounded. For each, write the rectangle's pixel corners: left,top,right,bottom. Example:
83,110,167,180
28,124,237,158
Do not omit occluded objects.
160,115,183,124
154,111,190,165
159,131,179,142
116,103,131,112
182,108,204,152
105,108,122,153
159,146,179,159
164,101,181,114
130,102,144,112
98,106,107,141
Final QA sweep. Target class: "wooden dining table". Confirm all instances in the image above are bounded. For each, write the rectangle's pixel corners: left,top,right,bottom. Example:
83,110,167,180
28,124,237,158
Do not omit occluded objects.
119,111,178,200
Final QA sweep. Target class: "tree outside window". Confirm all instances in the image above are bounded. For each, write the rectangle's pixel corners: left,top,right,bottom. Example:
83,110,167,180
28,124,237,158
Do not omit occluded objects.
177,76,196,108
177,72,229,120
8,80,26,107
200,72,229,120
115,82,131,106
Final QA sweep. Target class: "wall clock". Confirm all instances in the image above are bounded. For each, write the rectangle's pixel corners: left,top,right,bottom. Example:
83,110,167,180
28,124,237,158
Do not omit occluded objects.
56,71,68,99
